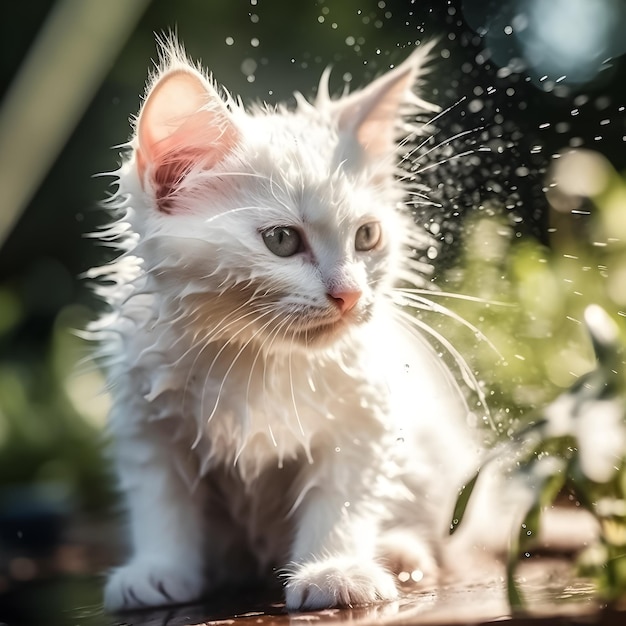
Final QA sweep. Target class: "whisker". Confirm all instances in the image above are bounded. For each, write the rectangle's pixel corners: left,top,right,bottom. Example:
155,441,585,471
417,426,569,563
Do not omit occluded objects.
200,311,280,424
189,169,288,191
200,307,277,428
403,125,486,166
395,95,468,154
395,286,513,307
405,192,443,209
221,311,284,437
399,126,447,165
407,147,492,176
204,205,263,224
393,290,503,360
391,307,471,415
393,307,494,429
234,312,281,436
260,316,300,450
269,172,297,216
181,300,274,417
244,312,288,447
420,95,468,131
287,317,306,438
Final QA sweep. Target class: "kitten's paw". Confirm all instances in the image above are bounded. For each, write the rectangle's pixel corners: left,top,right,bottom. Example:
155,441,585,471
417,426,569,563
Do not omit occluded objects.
104,558,204,611
284,558,398,611
376,530,439,586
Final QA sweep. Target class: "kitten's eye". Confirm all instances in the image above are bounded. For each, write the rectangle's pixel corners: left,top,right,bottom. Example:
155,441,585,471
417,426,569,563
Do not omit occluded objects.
262,227,303,257
355,222,382,251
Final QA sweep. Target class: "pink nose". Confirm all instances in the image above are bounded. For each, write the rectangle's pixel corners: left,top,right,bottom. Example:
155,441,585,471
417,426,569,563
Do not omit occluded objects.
328,290,362,314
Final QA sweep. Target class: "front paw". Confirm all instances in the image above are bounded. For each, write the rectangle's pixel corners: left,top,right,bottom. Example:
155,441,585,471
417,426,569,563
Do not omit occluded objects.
104,558,204,611
284,558,398,611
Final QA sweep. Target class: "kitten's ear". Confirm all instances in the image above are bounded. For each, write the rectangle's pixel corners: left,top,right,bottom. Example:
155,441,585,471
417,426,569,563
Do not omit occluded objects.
136,64,239,213
324,44,437,163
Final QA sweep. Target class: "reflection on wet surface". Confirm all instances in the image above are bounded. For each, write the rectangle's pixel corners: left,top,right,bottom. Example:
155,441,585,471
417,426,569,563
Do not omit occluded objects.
0,559,610,626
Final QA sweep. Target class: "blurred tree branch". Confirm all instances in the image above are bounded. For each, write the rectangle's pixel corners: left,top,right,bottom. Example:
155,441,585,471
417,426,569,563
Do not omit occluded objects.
0,0,150,248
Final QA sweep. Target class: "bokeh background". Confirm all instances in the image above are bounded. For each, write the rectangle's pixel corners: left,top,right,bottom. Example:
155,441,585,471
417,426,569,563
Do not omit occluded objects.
1,0,625,621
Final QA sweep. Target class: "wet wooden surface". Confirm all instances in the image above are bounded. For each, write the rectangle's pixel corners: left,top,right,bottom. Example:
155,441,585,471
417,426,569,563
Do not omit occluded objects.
0,511,622,626
1,557,620,626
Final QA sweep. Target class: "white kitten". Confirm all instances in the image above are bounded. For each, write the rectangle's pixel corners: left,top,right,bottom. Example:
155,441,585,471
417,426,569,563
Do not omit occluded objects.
92,38,484,612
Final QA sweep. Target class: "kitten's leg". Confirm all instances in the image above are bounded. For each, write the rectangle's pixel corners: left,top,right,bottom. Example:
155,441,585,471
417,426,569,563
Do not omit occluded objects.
104,423,206,611
285,473,397,611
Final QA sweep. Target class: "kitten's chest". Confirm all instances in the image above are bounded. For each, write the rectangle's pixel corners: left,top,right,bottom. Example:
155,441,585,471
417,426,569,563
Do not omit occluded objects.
174,339,391,478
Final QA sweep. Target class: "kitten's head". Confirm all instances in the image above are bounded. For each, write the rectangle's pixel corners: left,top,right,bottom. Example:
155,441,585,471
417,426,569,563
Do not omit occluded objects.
117,39,435,352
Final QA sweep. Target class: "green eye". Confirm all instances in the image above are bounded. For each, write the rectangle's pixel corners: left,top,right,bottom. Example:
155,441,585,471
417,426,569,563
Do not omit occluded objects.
262,226,303,257
355,221,382,251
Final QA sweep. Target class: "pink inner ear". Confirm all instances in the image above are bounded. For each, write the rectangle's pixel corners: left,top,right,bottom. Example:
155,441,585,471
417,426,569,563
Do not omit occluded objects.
136,69,239,213
353,78,409,158
332,52,421,164
145,113,238,213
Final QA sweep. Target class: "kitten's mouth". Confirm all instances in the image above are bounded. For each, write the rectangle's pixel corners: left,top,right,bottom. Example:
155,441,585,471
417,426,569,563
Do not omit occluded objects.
290,307,369,346
295,318,344,343
247,303,372,351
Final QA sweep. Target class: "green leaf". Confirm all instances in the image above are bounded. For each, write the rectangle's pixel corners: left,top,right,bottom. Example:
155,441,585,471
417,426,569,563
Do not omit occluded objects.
506,512,526,612
449,469,480,535
505,504,541,613
539,462,567,509
506,557,526,612
519,503,541,553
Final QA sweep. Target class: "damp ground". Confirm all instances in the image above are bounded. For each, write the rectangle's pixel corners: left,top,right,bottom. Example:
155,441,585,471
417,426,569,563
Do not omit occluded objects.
0,513,623,626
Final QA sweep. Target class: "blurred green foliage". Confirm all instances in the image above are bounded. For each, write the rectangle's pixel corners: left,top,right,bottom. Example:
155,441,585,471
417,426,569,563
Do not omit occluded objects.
0,304,113,513
446,156,626,609
428,154,626,426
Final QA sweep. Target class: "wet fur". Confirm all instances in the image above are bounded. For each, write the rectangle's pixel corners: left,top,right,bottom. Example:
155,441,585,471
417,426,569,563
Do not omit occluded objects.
93,38,485,612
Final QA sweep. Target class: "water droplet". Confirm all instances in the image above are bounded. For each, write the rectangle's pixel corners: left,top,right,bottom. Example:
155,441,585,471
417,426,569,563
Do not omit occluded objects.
468,99,484,113
595,96,610,110
241,58,257,77
411,569,424,582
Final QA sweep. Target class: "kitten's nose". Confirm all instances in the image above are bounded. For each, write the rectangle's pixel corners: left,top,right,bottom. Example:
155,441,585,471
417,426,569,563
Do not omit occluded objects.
328,289,362,314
